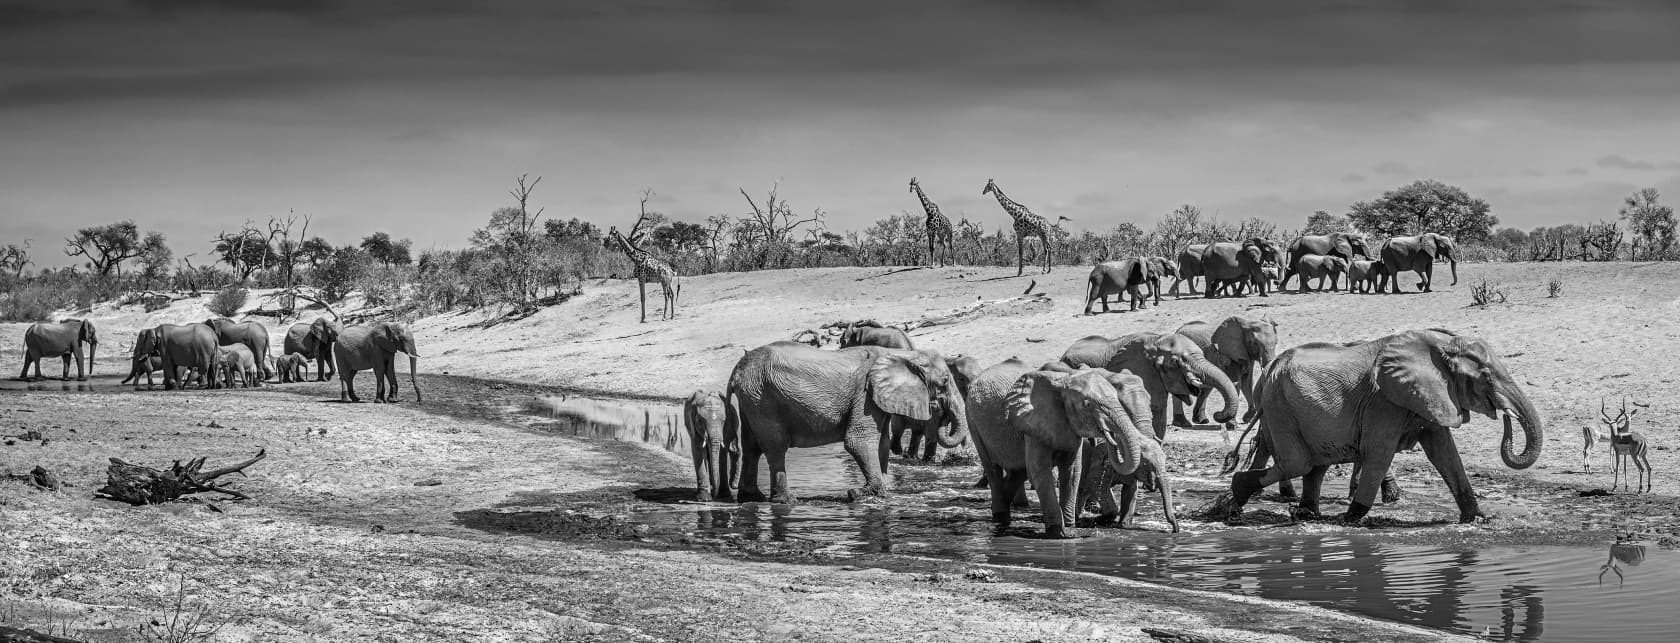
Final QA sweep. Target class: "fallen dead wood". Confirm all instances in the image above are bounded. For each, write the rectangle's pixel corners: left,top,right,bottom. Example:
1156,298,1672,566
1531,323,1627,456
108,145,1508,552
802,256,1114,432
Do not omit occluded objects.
95,448,266,505
0,624,85,643
2,466,62,491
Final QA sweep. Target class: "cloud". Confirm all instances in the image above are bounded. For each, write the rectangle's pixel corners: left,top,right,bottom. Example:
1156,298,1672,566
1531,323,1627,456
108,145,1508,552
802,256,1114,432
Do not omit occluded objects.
1373,160,1417,176
1341,173,1365,183
1595,154,1680,170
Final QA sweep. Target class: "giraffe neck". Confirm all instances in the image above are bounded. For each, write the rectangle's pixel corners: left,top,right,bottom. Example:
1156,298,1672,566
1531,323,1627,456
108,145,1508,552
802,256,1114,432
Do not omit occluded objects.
989,186,1030,221
615,233,652,265
912,185,942,219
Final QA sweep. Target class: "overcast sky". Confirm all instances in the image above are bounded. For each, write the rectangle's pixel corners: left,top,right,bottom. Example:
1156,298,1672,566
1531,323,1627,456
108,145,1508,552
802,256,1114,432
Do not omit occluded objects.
4,0,1680,266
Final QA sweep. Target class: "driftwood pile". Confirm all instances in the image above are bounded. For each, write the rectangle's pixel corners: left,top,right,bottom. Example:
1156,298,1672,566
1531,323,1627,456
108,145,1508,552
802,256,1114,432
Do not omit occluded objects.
95,449,266,506
789,293,1053,346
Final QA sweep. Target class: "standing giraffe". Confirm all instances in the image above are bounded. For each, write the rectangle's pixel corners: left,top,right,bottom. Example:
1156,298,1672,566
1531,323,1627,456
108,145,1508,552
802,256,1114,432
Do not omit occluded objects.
608,212,680,323
909,177,954,267
982,178,1054,276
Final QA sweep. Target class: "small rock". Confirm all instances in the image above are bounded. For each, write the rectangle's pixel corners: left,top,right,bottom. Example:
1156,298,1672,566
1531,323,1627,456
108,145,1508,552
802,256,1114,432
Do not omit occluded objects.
206,420,224,428
963,569,999,583
413,479,443,487
370,524,386,533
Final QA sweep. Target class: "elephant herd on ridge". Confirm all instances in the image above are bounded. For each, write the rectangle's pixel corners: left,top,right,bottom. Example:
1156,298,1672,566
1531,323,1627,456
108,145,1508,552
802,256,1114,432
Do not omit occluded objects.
17,315,422,404
1084,231,1461,314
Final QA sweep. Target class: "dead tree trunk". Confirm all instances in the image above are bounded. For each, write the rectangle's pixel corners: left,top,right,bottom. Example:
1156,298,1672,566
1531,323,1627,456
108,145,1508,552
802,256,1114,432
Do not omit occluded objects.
95,449,266,505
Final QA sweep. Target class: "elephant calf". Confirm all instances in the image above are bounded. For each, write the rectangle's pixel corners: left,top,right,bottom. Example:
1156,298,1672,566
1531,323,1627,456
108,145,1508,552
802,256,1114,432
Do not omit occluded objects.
1294,255,1349,292
218,344,258,388
1347,260,1385,294
275,353,309,383
685,389,740,501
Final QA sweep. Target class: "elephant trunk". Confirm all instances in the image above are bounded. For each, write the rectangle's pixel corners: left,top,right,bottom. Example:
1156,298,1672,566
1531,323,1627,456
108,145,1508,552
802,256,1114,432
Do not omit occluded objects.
1190,353,1241,423
935,382,970,448
1101,397,1146,476
1497,388,1543,470
706,434,726,498
1449,256,1459,286
408,354,422,403
1147,443,1179,533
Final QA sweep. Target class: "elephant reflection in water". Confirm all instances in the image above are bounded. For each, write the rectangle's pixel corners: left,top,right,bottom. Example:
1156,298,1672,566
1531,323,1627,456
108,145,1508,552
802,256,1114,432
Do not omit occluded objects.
1599,533,1647,586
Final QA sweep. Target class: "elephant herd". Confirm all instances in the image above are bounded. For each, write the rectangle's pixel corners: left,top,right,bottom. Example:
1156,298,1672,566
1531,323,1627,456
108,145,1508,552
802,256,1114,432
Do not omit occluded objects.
16,315,422,404
1083,231,1462,314
683,313,1543,539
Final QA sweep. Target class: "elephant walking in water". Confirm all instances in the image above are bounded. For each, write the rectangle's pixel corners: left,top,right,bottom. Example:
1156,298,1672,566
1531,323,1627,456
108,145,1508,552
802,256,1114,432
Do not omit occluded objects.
1380,233,1458,293
1222,329,1543,523
19,319,98,381
726,342,969,504
1061,331,1240,441
685,389,739,502
1173,315,1276,426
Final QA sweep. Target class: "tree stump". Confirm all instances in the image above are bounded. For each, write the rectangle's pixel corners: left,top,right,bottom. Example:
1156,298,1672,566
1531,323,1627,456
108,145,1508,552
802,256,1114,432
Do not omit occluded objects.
95,449,266,505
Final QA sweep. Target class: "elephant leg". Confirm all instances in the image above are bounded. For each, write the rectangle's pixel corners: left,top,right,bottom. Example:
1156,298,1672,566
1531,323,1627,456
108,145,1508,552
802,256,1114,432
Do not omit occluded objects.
984,464,1013,525
766,448,796,505
1417,427,1482,523
1345,446,1400,522
737,429,766,502
1191,390,1211,425
342,370,360,402
1115,482,1137,527
59,354,71,380
691,439,712,501
840,432,888,502
889,418,906,455
1228,465,1296,521
916,426,938,461
1294,465,1330,520
1171,396,1190,428
1024,442,1068,537
1056,451,1081,530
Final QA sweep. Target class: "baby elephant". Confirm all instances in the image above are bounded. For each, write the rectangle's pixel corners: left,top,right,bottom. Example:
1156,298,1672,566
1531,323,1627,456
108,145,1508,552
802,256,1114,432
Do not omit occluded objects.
1347,260,1385,294
218,344,258,388
275,353,310,383
685,389,740,501
1294,255,1350,292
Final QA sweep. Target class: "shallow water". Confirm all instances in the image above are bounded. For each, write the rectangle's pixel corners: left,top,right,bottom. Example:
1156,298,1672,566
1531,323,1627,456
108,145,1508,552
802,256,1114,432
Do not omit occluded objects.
519,394,1680,642
0,373,132,392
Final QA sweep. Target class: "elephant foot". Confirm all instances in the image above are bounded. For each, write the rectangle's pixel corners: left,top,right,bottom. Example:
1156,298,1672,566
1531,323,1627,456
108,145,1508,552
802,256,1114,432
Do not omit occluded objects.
1380,480,1404,504
973,476,990,489
1171,415,1192,428
737,488,768,503
1458,510,1487,524
373,398,388,404
1341,501,1372,524
769,492,797,505
1223,509,1247,525
695,489,712,502
1191,415,1210,426
1290,505,1321,521
991,511,1012,526
1276,488,1299,501
1094,512,1119,527
75,377,87,382
845,487,885,503
1043,525,1074,539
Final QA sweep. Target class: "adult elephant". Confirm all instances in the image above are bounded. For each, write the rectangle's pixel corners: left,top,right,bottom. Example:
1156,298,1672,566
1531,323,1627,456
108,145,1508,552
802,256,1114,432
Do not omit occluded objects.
726,342,968,504
897,353,984,462
966,360,1168,537
1173,315,1276,425
284,318,341,382
1282,233,1370,291
142,323,219,390
1200,239,1276,298
1380,233,1458,293
333,322,421,403
1062,332,1240,441
205,318,273,384
1222,329,1543,523
1167,244,1208,297
1294,255,1350,293
839,320,913,350
685,389,739,502
1347,260,1386,294
19,319,98,381
1083,257,1159,314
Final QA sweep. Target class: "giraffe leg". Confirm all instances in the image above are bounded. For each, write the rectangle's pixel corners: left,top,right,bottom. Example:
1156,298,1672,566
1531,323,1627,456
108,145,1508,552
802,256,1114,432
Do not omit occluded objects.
638,280,648,324
1016,235,1025,277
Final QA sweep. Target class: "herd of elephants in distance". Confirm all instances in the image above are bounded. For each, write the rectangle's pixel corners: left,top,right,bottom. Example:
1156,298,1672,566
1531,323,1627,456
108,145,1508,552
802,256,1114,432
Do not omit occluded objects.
9,176,1656,540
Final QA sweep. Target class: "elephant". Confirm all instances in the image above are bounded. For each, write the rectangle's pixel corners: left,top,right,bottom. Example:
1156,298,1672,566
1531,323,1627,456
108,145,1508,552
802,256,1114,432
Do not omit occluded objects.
1061,331,1241,441
1083,257,1160,314
1173,315,1277,426
1379,233,1458,293
894,353,983,462
685,389,739,502
1222,329,1543,524
284,318,341,382
205,317,273,384
332,322,421,403
1167,244,1208,297
839,320,913,350
1347,260,1386,294
725,342,969,503
1281,233,1370,291
1200,239,1276,298
141,323,220,390
275,353,309,383
18,319,98,381
966,360,1167,537
1076,421,1179,533
218,344,258,388
1294,255,1350,293
122,327,164,388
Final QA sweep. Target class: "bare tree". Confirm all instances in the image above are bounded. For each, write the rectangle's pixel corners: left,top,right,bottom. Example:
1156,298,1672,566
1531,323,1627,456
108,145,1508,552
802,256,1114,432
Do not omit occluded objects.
265,212,312,312
0,241,30,278
738,182,823,269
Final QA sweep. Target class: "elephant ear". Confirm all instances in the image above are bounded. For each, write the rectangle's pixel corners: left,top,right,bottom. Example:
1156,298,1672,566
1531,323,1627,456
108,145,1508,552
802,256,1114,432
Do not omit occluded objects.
1374,332,1464,428
1210,319,1249,363
1418,234,1439,259
868,352,933,421
1004,371,1074,445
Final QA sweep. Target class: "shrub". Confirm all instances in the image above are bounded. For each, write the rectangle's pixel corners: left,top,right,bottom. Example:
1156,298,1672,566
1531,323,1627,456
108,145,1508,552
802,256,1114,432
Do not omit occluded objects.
0,284,64,322
1469,279,1507,306
207,285,248,317
1546,276,1563,298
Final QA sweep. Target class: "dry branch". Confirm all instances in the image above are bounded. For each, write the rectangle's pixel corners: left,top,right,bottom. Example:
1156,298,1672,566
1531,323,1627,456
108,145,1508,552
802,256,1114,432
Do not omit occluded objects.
95,448,266,505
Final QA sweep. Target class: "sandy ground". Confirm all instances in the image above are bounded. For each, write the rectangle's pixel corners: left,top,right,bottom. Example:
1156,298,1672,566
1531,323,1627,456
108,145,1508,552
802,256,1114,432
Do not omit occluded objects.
3,260,1678,641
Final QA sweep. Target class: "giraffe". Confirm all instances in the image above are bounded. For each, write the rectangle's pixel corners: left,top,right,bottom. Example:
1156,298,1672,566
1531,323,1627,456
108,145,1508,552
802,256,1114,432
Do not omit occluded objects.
982,178,1054,276
909,177,954,267
608,226,680,323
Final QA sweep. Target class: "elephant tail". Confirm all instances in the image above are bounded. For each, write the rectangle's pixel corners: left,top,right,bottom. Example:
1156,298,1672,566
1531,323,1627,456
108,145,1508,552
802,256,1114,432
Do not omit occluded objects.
1219,414,1264,476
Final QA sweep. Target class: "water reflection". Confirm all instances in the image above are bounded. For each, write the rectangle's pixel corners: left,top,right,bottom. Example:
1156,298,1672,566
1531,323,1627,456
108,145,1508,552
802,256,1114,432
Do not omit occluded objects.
1599,536,1648,587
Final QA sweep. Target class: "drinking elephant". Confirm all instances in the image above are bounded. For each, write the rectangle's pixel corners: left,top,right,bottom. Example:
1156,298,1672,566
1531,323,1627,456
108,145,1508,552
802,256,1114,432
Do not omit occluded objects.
275,353,309,383
1077,419,1179,533
1083,257,1160,314
333,322,421,403
1281,233,1370,291
218,344,258,388
1167,244,1208,297
1173,315,1276,426
1347,260,1386,294
967,360,1168,537
725,341,969,504
896,353,984,462
1061,332,1240,441
1221,329,1543,523
1379,233,1457,293
1200,239,1276,298
142,323,220,390
18,319,98,381
284,318,341,382
205,317,273,384
123,327,163,388
839,320,914,350
685,388,739,502
1294,255,1350,293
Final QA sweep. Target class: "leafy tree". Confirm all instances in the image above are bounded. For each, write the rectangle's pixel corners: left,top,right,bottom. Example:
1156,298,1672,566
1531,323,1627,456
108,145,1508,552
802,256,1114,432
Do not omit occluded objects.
471,175,547,305
1348,179,1497,242
1301,210,1353,236
138,232,172,286
64,220,143,276
0,242,30,278
360,231,413,267
650,221,711,254
214,228,275,281
298,236,335,269
543,217,602,242
1619,188,1676,260
314,245,368,302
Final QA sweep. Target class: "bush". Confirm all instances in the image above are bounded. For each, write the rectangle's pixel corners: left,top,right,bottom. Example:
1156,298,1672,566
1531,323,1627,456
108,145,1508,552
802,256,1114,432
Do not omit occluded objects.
1469,279,1507,306
1546,276,1563,298
207,285,248,317
1455,242,1510,263
0,284,64,322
